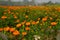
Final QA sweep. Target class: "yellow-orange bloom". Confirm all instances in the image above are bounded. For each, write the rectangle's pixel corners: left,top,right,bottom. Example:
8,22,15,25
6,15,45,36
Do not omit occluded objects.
13,30,20,36
25,15,28,18
32,21,36,25
37,18,40,21
16,19,20,23
48,26,52,29
26,22,30,26
21,20,26,25
36,21,39,24
21,22,25,25
25,27,30,31
4,27,10,31
42,17,47,22
22,32,27,36
49,17,53,20
13,15,17,19
3,12,6,14
1,16,7,19
0,28,3,31
16,23,22,27
10,28,15,32
51,22,57,26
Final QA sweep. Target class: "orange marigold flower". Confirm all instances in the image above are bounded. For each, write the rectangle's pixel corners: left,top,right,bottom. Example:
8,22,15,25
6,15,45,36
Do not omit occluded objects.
21,22,25,25
1,16,7,19
4,27,10,31
21,20,26,25
48,26,52,29
13,30,20,36
8,11,11,13
3,12,6,14
0,28,3,31
14,16,17,19
42,17,47,22
24,20,26,23
22,32,27,36
10,28,15,32
25,15,28,18
37,18,40,21
36,21,39,24
51,22,57,26
32,21,36,25
26,22,30,26
25,27,30,31
16,23,22,27
13,15,17,19
16,19,20,23
49,17,53,20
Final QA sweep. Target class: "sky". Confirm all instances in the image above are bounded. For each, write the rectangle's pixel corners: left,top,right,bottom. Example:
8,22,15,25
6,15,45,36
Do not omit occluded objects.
1,0,60,3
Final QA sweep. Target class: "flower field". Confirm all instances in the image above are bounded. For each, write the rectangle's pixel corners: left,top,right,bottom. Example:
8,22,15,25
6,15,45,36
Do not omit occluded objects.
0,6,60,40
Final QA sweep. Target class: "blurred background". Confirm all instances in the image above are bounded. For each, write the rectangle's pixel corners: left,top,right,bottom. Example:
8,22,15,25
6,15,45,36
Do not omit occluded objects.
0,0,60,6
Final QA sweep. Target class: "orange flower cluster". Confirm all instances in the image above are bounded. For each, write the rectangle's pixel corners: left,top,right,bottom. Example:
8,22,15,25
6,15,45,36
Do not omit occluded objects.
0,6,59,40
0,27,20,36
